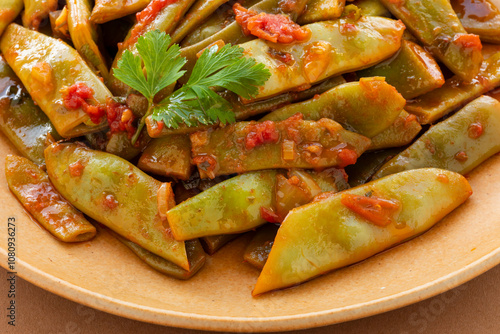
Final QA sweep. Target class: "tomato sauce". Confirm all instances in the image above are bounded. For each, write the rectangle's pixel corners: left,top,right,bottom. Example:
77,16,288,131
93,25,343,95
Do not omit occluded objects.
283,113,303,143
468,122,483,139
359,77,387,100
62,82,106,124
453,33,482,51
233,3,310,44
267,48,295,65
340,23,357,34
245,120,280,150
21,181,85,229
233,3,256,36
455,151,469,162
341,193,401,227
437,174,449,184
279,0,300,13
103,194,119,210
260,207,280,223
337,149,358,168
453,0,498,23
106,98,137,139
69,160,85,177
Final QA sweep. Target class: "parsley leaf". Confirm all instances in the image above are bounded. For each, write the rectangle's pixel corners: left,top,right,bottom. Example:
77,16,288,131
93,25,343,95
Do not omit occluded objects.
113,30,270,142
153,85,236,129
151,43,270,129
187,44,269,99
114,30,185,101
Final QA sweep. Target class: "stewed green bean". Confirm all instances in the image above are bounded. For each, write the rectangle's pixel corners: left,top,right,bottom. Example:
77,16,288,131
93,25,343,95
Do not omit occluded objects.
6,155,96,242
45,142,190,270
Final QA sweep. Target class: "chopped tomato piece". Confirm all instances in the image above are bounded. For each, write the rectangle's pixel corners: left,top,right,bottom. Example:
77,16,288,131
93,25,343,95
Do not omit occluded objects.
341,193,401,227
453,34,482,50
106,98,137,139
103,194,119,210
62,82,106,124
340,23,357,34
260,207,280,223
123,0,179,48
68,160,85,177
337,149,358,168
233,3,257,35
245,121,280,150
468,122,483,139
233,3,310,43
455,151,469,162
62,82,93,109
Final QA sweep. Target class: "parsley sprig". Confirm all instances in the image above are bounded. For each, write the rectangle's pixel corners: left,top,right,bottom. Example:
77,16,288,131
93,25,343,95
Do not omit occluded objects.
113,30,270,143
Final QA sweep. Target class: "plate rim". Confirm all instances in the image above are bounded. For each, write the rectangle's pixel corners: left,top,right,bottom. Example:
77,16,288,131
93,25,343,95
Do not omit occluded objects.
1,244,499,332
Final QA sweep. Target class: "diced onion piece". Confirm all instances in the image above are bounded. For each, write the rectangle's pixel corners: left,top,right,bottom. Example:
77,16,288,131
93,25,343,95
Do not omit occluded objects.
282,139,295,161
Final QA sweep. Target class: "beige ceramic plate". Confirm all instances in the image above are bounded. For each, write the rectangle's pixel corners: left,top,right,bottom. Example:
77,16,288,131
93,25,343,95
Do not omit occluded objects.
0,132,499,332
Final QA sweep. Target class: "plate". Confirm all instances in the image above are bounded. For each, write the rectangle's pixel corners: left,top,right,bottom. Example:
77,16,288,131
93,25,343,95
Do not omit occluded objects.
0,131,499,332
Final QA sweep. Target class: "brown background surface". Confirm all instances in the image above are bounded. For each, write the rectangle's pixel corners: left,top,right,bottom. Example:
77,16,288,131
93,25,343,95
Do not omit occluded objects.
0,264,499,334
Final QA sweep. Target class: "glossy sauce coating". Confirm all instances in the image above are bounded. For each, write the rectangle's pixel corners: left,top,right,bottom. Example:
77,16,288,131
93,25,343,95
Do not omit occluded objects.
138,134,193,180
0,55,60,164
358,40,445,99
452,0,500,43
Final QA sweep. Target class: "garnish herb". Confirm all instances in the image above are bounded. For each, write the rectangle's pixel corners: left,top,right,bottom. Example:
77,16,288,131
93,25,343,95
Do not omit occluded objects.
113,30,270,144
